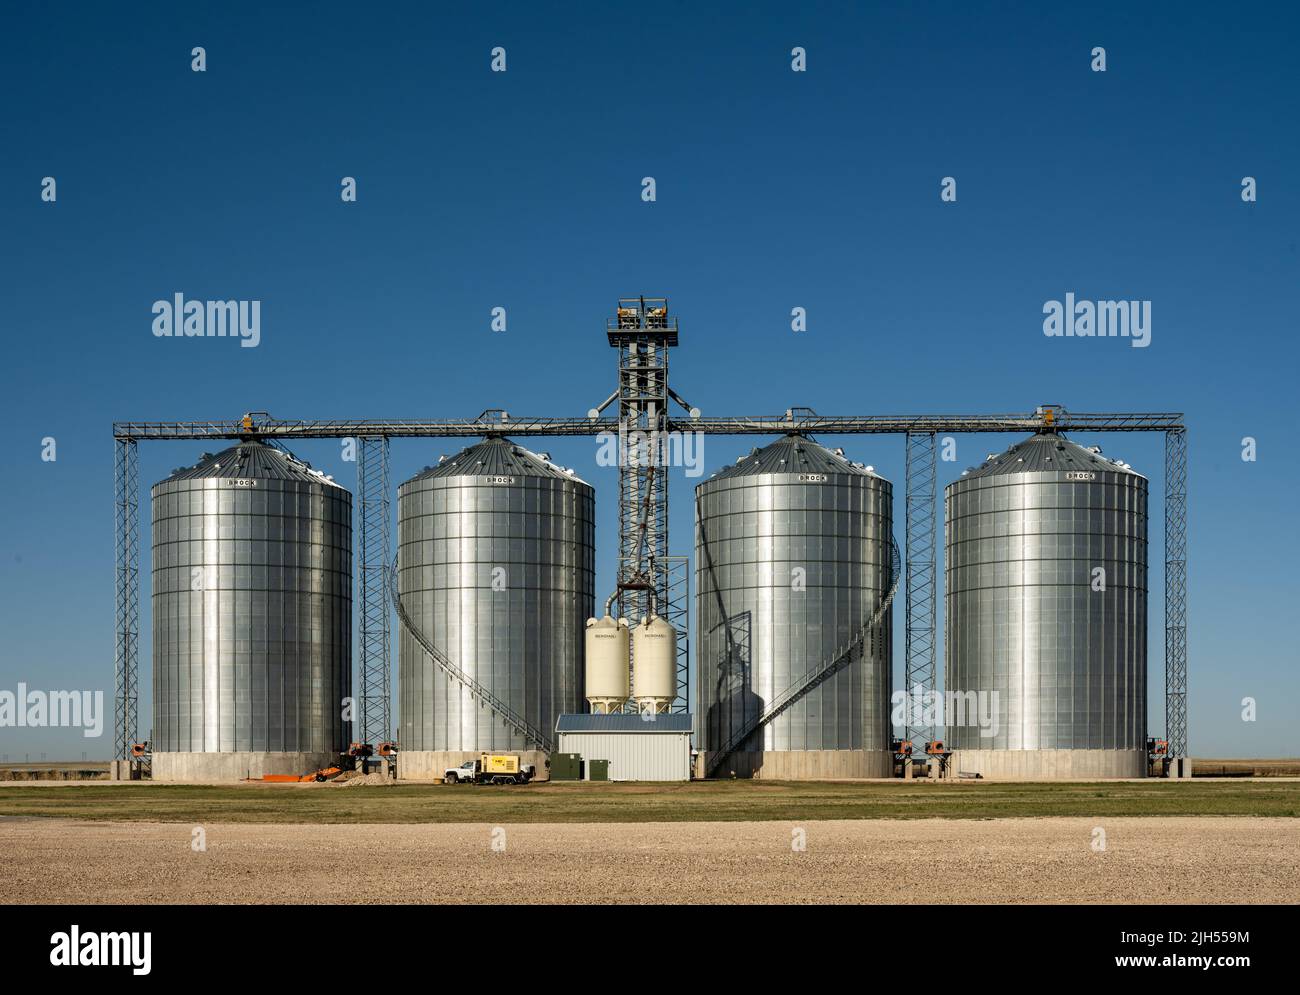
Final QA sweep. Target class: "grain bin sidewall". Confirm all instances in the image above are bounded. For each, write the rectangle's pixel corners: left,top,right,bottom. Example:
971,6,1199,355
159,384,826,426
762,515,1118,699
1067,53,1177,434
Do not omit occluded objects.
150,474,353,756
397,470,595,752
694,467,894,757
943,466,1148,752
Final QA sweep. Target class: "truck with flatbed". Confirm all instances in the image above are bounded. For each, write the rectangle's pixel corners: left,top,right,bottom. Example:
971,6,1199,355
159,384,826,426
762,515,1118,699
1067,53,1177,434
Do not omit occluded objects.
443,753,536,785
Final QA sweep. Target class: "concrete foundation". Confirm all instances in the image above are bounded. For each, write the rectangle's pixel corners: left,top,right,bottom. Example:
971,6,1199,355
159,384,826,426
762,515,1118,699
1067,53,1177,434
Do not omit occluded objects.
704,749,894,779
396,750,550,781
109,760,136,781
949,748,1146,779
151,752,340,782
1170,756,1195,779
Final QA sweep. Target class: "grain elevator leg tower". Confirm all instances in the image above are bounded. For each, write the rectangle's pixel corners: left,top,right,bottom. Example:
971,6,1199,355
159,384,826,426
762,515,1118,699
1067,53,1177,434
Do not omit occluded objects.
603,298,692,713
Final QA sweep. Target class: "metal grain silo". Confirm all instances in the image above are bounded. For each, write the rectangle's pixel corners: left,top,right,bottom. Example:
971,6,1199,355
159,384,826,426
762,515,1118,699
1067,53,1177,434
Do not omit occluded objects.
150,440,352,781
396,438,595,778
696,435,895,779
944,432,1148,778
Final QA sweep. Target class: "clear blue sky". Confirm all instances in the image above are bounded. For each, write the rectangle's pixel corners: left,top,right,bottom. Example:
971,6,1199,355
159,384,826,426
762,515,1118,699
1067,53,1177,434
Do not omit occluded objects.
1,1,1296,760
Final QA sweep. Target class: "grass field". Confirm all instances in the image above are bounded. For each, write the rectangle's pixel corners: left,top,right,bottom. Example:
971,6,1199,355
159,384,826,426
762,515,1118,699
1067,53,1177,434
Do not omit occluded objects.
1192,759,1300,777
2,778,1299,823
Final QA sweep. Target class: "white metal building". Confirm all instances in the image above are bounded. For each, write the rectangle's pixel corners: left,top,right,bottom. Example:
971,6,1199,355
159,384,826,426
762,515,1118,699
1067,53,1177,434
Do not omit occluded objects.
554,714,693,781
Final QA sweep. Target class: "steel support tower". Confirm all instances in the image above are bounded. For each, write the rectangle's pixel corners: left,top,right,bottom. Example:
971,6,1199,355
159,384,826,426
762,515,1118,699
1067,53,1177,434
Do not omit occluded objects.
1164,428,1189,761
903,431,937,750
113,437,140,761
657,556,691,714
606,297,677,624
356,436,392,747
602,298,694,713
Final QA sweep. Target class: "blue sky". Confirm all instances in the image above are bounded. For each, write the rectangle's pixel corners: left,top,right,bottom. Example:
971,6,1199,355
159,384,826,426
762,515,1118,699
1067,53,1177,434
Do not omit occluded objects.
1,1,1296,759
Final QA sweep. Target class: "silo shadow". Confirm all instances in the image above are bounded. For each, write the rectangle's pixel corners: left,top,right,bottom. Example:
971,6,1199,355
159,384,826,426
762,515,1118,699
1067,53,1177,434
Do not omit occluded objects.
705,610,765,777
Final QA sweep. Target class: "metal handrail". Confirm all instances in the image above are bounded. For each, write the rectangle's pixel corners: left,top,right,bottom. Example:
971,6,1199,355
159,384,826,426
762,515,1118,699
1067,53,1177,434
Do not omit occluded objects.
389,561,553,752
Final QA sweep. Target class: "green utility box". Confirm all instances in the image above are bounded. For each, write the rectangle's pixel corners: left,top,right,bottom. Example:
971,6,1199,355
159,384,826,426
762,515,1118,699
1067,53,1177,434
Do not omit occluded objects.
588,759,610,782
550,753,583,781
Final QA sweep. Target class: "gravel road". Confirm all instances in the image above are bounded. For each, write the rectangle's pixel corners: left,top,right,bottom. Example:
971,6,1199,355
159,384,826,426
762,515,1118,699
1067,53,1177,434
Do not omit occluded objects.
2,817,1294,904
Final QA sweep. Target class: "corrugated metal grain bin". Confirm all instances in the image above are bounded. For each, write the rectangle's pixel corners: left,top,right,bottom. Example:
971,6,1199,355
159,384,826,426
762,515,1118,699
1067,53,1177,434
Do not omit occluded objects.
945,432,1148,778
396,437,595,779
695,434,894,778
150,440,352,781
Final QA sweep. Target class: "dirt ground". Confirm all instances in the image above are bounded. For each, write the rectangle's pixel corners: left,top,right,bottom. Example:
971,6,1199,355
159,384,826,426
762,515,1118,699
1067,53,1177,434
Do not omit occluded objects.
2,816,1295,903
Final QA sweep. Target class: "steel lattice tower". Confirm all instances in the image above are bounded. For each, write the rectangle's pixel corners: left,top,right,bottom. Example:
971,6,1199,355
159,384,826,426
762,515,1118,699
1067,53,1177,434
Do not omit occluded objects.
657,556,691,714
1164,427,1188,759
113,438,140,761
904,431,937,748
602,298,693,713
356,436,391,747
606,299,678,627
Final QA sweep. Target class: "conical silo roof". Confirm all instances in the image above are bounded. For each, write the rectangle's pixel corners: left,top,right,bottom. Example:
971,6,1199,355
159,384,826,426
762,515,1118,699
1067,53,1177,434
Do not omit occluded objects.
159,439,346,488
706,433,885,480
406,436,588,484
960,432,1144,480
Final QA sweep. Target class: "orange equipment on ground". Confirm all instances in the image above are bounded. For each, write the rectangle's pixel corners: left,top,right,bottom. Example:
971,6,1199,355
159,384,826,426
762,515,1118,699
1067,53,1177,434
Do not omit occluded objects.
262,766,344,783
